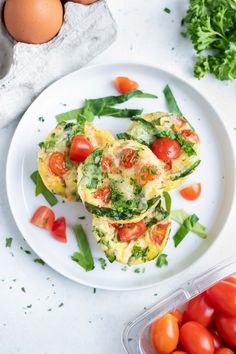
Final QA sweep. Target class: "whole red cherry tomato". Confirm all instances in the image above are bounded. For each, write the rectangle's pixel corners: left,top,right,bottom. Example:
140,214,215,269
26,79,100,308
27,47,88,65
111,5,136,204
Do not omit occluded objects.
151,137,181,161
150,314,179,354
208,328,223,349
206,280,236,316
180,321,214,354
216,313,236,346
215,349,234,354
170,309,183,326
183,293,216,327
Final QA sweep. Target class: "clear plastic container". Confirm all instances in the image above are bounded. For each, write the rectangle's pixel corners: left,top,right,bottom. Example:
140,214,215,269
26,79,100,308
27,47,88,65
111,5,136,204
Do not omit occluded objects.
122,256,236,354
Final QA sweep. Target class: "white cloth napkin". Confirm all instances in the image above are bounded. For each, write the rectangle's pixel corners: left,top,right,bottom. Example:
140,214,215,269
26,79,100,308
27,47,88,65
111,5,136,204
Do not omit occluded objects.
0,0,117,128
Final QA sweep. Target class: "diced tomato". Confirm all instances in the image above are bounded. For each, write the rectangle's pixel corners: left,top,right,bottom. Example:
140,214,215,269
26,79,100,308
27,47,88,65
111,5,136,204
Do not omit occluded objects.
137,164,158,186
69,135,94,162
150,222,170,244
94,185,111,203
48,152,68,176
51,217,67,243
31,206,55,231
101,156,118,173
118,220,146,242
119,148,138,168
151,137,181,161
181,129,200,143
113,76,139,94
180,183,202,201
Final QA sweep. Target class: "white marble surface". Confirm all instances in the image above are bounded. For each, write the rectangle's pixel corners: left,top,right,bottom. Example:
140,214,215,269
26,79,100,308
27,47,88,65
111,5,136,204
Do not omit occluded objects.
0,1,236,353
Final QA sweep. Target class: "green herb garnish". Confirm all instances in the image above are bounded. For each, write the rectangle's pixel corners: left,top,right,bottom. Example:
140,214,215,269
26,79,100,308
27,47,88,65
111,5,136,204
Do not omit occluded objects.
164,7,171,14
171,209,207,238
156,254,168,267
5,237,13,248
173,214,199,247
71,224,95,272
31,171,58,206
34,258,45,265
163,191,171,214
98,258,107,270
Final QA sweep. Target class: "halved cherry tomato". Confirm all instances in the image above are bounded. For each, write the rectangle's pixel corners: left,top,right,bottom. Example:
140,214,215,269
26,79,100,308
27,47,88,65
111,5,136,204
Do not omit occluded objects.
150,223,170,245
151,137,181,161
151,314,179,354
215,349,234,354
183,293,216,327
170,309,183,326
180,183,201,201
94,185,111,204
137,164,158,186
206,280,236,316
208,328,223,349
101,156,117,173
224,273,236,285
119,148,138,168
118,220,146,242
48,152,68,176
216,313,236,346
69,135,94,162
181,129,200,143
114,76,139,94
180,321,214,354
31,206,55,231
51,217,67,243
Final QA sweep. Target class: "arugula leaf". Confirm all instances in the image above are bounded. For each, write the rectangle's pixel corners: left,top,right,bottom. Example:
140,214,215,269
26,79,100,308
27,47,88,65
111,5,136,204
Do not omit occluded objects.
173,214,199,247
71,224,94,272
99,107,143,118
56,108,83,123
171,209,207,238
30,171,58,206
156,254,168,267
163,191,171,214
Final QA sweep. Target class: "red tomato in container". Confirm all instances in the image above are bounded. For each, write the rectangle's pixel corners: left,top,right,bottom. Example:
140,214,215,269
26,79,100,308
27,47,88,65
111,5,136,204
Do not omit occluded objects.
48,152,68,176
208,328,223,349
118,220,146,242
114,76,139,94
51,217,67,243
151,314,179,354
216,313,236,346
179,183,201,201
215,349,234,354
206,280,236,316
31,206,55,231
170,309,183,326
224,274,236,285
69,135,94,162
183,293,216,327
171,352,187,354
180,321,214,354
151,137,181,161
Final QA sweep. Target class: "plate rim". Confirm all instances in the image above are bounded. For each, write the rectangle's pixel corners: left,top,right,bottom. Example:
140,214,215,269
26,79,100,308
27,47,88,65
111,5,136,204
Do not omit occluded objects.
6,61,236,291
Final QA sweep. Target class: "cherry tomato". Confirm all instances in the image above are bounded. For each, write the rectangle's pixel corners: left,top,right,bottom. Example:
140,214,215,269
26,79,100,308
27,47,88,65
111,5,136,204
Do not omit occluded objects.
180,321,214,354
180,183,201,201
69,135,94,162
224,273,236,285
215,349,234,354
206,280,236,316
151,138,181,161
216,313,236,346
183,293,216,327
181,129,200,143
118,220,146,242
137,165,158,186
119,148,138,168
51,217,67,243
171,352,187,354
101,156,117,173
114,76,139,94
94,185,111,204
208,328,223,349
150,223,170,245
151,314,179,354
31,206,55,231
170,309,183,326
48,152,68,176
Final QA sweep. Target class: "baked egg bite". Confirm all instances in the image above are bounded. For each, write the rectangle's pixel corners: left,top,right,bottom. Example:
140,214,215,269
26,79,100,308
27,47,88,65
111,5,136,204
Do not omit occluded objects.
77,139,167,223
117,112,200,190
92,199,171,265
38,122,114,202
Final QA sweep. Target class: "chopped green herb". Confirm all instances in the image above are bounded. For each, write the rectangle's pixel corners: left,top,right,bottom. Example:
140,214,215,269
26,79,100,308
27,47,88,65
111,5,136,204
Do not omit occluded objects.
93,288,96,294
78,216,86,220
34,258,45,265
27,304,32,308
164,7,171,14
98,258,107,270
38,116,45,122
48,309,52,312
134,268,141,273
132,246,148,259
24,250,31,255
128,338,133,342
156,254,168,267
121,266,128,271
173,214,199,247
21,287,26,293
58,303,64,308
5,238,13,248
71,224,95,272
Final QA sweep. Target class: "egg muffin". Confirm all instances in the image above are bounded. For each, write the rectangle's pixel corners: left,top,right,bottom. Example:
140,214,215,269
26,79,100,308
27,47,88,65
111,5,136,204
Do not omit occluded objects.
38,121,114,202
92,200,171,265
77,139,167,223
117,112,201,190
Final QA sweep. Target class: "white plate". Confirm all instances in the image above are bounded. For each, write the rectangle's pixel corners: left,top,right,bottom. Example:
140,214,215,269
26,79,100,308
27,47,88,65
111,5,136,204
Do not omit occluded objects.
6,63,235,290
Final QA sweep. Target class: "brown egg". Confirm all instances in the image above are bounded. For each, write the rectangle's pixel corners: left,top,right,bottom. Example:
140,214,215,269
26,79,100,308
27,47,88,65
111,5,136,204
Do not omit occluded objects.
4,0,64,44
69,0,97,4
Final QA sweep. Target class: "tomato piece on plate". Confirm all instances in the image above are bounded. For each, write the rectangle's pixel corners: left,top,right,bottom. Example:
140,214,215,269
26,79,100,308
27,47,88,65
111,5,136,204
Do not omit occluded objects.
224,273,236,285
180,183,201,201
150,313,179,354
183,293,216,327
119,148,138,168
150,223,170,245
151,137,181,161
215,348,234,354
137,164,158,186
181,129,200,143
206,280,236,316
31,206,55,231
208,328,223,349
69,135,94,162
113,76,139,94
101,156,118,173
94,185,111,204
51,217,67,243
216,313,236,346
118,220,146,242
180,321,214,354
170,309,183,326
48,152,68,176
